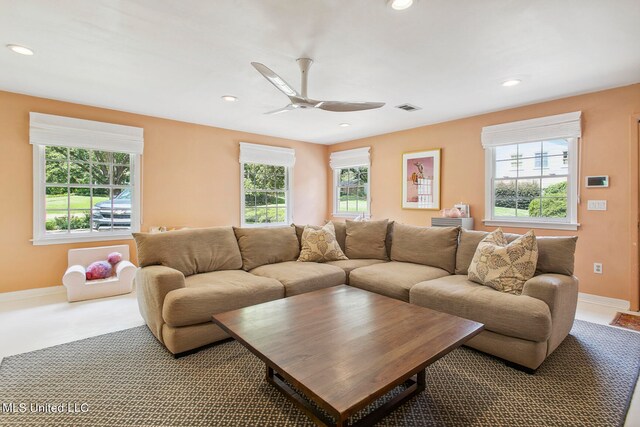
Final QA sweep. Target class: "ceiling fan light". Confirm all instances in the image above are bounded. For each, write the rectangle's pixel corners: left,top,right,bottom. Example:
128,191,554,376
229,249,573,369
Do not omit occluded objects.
389,0,414,10
501,79,522,87
6,44,34,55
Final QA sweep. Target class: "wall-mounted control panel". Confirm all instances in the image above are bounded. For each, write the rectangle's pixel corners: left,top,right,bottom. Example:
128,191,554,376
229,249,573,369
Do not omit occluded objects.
585,175,609,188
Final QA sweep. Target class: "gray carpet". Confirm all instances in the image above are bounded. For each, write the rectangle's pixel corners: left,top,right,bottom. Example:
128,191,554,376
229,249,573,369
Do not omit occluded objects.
0,320,638,426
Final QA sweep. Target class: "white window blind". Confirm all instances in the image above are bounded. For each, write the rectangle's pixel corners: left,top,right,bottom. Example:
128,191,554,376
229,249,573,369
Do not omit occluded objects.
30,113,144,154
481,111,582,148
330,147,371,169
239,142,295,167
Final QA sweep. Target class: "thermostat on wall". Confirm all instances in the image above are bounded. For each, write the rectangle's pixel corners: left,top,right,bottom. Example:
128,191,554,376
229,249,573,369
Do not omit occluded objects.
585,176,609,188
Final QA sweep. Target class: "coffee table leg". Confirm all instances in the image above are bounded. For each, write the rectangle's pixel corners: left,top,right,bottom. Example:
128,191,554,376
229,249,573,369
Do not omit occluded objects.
265,365,426,427
350,370,426,427
266,364,336,426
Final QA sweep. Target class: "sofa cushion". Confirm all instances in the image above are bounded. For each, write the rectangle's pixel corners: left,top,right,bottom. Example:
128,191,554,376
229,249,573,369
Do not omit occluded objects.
456,229,575,276
331,221,347,252
162,270,284,327
345,219,389,260
468,229,538,295
133,227,242,277
234,226,300,271
325,220,393,257
250,261,346,296
410,275,552,342
293,224,307,248
456,229,491,275
298,222,348,262
349,261,449,302
535,236,578,276
325,259,387,283
390,224,459,273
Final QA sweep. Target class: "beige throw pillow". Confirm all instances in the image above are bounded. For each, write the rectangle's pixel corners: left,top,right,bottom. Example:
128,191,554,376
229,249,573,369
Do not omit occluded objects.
298,222,348,262
468,229,538,295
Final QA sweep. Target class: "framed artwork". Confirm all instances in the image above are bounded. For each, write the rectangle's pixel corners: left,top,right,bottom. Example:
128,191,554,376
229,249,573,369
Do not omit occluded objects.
402,149,441,210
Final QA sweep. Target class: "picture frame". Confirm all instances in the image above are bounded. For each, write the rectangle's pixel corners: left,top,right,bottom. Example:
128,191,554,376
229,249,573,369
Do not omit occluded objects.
402,149,441,210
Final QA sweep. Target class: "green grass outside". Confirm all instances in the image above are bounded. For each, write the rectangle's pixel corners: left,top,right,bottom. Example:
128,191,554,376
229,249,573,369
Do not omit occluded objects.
494,206,530,217
244,205,287,224
46,195,109,211
337,200,368,213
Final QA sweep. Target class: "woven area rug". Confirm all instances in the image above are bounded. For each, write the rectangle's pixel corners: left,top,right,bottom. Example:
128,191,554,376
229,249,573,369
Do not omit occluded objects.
0,320,638,426
611,312,640,332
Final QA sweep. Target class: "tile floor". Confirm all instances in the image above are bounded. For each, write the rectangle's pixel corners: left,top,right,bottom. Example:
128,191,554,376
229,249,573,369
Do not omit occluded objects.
0,289,638,426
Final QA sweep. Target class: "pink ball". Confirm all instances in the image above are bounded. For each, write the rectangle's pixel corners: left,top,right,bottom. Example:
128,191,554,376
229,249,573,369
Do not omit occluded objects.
86,261,113,280
107,252,123,265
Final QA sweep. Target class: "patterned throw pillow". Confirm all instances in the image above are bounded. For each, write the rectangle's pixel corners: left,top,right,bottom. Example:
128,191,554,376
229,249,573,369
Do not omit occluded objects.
298,222,348,262
468,229,538,295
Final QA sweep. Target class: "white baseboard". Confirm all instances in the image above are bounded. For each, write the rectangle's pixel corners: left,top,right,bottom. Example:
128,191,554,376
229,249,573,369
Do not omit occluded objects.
578,292,631,311
0,285,66,303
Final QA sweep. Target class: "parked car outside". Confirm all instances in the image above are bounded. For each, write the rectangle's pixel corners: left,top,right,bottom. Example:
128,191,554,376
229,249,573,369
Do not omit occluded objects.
92,189,131,229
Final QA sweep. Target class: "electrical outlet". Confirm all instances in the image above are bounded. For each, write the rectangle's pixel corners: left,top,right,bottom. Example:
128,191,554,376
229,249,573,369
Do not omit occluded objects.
593,263,603,274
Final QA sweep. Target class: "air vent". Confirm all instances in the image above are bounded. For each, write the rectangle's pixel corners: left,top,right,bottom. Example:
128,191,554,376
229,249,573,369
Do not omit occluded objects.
395,103,421,112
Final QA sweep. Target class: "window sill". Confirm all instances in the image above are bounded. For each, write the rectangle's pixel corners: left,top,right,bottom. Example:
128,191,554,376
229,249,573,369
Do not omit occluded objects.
32,233,134,246
331,213,371,219
482,220,579,231
240,222,290,228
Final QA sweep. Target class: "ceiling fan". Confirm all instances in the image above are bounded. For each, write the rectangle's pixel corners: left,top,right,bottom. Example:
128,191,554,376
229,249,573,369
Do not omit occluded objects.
251,58,385,115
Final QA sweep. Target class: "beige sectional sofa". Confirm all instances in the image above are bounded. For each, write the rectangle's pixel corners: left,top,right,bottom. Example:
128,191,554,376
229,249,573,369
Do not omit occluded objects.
133,220,578,371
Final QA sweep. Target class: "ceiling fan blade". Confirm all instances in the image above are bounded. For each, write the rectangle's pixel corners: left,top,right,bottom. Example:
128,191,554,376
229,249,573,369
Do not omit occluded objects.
264,104,296,115
251,62,300,99
315,101,385,112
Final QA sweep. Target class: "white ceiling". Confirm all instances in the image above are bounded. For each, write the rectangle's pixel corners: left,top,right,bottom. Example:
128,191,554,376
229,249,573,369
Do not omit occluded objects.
1,0,639,145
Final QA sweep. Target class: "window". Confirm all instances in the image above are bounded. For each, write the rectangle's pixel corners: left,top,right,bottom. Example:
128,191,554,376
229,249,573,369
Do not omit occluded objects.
335,166,369,215
330,147,371,217
482,112,581,230
240,143,295,227
242,164,289,225
31,113,143,245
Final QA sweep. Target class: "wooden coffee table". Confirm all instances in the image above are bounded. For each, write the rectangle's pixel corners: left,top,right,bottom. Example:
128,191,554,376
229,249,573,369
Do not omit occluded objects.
212,285,483,426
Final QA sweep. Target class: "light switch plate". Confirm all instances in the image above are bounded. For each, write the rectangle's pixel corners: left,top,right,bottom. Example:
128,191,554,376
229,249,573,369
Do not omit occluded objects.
587,200,607,211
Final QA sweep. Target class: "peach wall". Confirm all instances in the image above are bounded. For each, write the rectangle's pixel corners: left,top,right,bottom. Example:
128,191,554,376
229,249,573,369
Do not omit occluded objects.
328,84,640,307
0,91,327,293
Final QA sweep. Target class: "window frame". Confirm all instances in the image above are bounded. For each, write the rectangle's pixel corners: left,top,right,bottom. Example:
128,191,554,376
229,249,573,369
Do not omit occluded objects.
240,162,293,227
484,137,579,230
32,144,141,245
332,166,371,219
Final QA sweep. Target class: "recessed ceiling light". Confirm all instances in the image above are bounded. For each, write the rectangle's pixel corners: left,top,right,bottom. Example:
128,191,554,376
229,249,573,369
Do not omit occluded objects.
339,123,351,127
6,44,34,56
389,0,414,10
221,95,238,102
502,79,522,87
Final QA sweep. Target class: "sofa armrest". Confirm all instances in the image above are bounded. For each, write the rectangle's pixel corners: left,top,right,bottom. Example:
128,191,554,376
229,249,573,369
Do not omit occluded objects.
522,273,579,354
63,265,86,287
115,260,136,286
135,266,185,342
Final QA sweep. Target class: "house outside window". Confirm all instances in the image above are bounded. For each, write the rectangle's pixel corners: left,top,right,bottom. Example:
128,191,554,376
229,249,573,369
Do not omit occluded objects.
240,142,295,227
31,113,143,245
482,112,581,230
330,147,371,218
